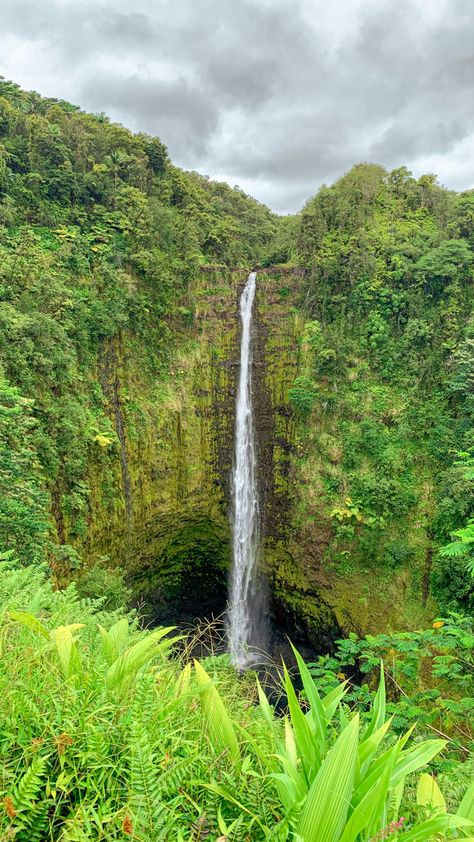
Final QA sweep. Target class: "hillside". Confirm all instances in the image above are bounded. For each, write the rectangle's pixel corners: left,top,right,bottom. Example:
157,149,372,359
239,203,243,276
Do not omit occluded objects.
266,164,474,635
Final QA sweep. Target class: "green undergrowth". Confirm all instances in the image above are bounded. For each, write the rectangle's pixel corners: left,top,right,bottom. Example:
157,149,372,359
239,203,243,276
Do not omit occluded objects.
1,558,474,841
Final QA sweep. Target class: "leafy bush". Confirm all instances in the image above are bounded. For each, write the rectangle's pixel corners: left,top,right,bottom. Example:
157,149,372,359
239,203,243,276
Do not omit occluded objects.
307,615,474,748
288,375,318,417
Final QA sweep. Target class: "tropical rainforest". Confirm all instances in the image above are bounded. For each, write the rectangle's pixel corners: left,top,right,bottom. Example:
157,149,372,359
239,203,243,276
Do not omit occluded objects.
0,78,473,840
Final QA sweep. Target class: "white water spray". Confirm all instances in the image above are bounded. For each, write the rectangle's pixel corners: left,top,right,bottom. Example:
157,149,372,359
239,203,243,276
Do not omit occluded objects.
229,272,261,669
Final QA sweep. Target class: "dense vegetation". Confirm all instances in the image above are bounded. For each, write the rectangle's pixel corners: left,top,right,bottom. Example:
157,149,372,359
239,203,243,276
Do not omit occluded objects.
0,78,275,579
1,81,473,839
287,164,474,617
1,558,474,840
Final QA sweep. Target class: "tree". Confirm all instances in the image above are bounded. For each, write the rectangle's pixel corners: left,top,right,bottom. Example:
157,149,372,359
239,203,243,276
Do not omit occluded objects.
415,239,473,299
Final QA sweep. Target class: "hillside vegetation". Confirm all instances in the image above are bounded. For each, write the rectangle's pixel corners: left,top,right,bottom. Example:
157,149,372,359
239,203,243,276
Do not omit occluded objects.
272,164,474,627
0,78,275,581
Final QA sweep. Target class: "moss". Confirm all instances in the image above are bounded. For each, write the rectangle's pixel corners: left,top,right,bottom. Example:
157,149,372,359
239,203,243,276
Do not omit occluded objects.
62,265,435,640
75,268,241,605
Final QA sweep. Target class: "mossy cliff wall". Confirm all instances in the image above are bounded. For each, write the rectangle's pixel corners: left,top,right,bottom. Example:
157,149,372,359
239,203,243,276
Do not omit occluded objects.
75,265,337,639
72,266,431,643
80,268,242,618
251,271,342,649
253,271,434,643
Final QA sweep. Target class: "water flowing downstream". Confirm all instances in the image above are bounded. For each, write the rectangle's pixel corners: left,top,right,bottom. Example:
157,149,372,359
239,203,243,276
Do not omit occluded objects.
228,271,261,668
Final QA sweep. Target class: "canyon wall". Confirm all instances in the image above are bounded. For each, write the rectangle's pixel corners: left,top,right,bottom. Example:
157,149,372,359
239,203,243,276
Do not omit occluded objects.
74,267,431,644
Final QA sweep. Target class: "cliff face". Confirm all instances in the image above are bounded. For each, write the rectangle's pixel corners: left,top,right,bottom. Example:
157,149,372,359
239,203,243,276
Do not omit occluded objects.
75,265,330,638
74,266,431,645
80,269,239,621
252,272,342,649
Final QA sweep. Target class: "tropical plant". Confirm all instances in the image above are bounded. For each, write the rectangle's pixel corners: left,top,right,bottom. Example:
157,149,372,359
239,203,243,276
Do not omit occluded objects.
439,520,474,577
253,650,473,840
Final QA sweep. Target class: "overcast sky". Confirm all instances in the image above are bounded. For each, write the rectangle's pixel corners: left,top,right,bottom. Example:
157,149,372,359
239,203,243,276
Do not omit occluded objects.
1,0,473,213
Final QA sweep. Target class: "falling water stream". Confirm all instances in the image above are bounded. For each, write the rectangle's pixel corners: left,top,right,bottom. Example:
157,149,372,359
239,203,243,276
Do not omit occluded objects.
228,272,262,669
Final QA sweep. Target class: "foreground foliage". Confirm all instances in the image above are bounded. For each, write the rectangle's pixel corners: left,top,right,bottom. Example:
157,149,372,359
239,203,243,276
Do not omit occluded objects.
1,560,473,841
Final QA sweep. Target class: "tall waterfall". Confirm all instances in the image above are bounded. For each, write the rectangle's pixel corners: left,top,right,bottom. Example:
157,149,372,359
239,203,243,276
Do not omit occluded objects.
228,271,262,669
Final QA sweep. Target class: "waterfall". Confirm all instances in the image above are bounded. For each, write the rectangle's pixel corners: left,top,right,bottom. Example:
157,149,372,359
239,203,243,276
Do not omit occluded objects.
228,271,262,669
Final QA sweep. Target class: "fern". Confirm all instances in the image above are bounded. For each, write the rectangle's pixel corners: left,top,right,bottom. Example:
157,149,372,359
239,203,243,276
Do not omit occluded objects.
16,798,51,842
129,722,174,839
10,756,47,815
439,519,474,577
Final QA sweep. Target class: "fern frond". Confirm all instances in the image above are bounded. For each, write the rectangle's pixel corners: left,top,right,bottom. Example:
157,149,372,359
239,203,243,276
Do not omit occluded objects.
17,798,51,842
439,541,468,557
10,756,47,814
130,730,166,836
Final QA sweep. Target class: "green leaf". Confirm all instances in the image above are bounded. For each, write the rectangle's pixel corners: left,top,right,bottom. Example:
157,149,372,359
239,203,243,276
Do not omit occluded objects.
339,761,393,842
257,678,275,729
322,682,349,722
174,661,192,696
358,717,392,779
50,623,84,679
391,739,446,787
458,778,474,823
284,664,321,781
194,660,240,763
364,663,385,740
297,714,359,842
399,814,474,841
8,610,49,638
290,644,330,754
106,626,179,697
98,617,129,664
416,773,446,813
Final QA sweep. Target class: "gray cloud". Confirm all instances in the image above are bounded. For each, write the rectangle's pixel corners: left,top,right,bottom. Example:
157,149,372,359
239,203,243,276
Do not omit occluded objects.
1,0,473,212
81,74,219,160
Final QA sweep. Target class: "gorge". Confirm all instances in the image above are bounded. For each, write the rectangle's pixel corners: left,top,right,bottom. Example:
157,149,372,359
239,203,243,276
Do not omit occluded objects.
1,79,473,840
0,78,473,656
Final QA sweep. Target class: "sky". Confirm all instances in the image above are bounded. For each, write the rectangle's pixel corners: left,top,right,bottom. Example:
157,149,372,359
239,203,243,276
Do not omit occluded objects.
1,0,473,214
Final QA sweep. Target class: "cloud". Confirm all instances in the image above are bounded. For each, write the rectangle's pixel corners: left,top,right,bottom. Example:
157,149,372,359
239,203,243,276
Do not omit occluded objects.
1,0,473,212
81,74,219,160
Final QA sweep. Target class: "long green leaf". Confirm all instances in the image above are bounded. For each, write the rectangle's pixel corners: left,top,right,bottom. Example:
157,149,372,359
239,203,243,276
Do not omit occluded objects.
339,761,393,842
358,717,392,780
290,644,328,754
50,624,84,679
8,610,49,638
106,626,178,696
364,664,385,740
399,814,474,841
458,779,474,823
98,617,129,664
257,678,275,729
194,660,240,763
284,665,320,782
297,714,359,842
416,773,446,813
322,681,349,721
391,739,446,787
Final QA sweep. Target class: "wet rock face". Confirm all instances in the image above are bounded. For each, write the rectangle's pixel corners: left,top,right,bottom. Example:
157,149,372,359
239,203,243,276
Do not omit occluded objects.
78,266,341,649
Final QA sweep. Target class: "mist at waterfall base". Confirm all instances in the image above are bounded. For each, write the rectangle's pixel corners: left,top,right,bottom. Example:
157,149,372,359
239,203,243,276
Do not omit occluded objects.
228,272,269,669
